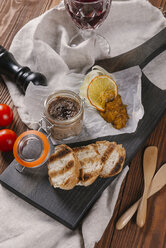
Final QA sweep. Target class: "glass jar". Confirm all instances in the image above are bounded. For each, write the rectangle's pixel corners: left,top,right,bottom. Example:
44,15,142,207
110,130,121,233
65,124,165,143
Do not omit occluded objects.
13,130,50,168
43,90,84,140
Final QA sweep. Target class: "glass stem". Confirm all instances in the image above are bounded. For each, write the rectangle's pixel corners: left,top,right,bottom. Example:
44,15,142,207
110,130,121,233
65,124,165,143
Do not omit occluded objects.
80,29,95,40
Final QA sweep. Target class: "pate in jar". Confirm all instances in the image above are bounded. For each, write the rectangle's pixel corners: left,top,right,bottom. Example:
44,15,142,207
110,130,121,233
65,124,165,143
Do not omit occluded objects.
44,90,84,140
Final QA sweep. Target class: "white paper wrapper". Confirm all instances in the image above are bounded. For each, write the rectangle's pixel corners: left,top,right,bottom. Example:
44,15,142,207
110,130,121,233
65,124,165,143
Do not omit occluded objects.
25,65,144,144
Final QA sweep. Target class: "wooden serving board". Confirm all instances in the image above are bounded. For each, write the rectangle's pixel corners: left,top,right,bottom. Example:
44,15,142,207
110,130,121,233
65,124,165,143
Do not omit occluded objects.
0,29,166,230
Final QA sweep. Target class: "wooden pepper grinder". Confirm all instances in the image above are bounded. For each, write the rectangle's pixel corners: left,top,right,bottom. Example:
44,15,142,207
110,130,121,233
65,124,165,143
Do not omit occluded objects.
0,45,47,94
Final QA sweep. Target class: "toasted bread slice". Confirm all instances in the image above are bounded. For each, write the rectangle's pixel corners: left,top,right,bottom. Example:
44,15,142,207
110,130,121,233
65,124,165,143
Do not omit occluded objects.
73,144,103,186
96,141,126,177
48,144,80,190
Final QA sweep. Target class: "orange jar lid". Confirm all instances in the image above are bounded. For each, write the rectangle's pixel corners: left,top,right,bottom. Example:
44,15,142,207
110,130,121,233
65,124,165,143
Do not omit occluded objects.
13,130,50,168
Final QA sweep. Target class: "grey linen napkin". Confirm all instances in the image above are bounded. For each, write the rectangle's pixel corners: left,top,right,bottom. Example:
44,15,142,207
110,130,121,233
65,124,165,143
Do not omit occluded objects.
0,1,166,248
5,0,166,128
143,50,166,90
0,167,128,248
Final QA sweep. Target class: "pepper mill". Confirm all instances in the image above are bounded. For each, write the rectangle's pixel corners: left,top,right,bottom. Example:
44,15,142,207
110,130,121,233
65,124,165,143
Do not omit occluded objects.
0,45,47,94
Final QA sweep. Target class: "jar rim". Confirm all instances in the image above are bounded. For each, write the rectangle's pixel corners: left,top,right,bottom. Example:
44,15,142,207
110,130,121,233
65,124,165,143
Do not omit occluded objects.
44,90,84,125
13,130,50,168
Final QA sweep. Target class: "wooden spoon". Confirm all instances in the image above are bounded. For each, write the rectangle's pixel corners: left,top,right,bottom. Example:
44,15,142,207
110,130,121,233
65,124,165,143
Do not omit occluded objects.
136,146,158,227
116,163,166,230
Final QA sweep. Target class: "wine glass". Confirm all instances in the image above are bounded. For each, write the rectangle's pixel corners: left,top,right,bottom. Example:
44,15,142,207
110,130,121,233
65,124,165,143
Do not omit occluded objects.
64,0,112,51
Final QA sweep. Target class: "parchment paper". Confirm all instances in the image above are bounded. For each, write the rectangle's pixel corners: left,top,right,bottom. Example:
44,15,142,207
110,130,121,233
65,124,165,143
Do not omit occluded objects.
25,66,144,144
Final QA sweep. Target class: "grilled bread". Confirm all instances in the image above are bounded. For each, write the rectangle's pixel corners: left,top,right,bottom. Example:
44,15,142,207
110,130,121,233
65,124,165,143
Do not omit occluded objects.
96,141,125,177
48,141,126,190
48,144,80,190
73,144,103,186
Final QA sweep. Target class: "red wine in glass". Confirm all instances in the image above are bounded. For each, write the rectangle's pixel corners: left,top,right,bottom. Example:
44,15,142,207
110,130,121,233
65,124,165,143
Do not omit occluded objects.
65,0,112,30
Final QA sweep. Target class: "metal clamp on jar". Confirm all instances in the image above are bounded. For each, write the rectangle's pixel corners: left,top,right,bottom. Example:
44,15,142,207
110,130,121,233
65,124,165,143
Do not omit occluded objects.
13,90,84,171
13,130,51,172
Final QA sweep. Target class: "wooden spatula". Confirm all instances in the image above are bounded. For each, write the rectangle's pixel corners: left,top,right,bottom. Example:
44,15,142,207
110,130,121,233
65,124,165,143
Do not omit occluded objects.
116,163,166,230
136,146,158,227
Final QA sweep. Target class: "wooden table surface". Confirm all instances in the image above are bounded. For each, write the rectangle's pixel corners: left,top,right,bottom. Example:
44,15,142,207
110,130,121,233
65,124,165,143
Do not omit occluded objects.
0,1,166,248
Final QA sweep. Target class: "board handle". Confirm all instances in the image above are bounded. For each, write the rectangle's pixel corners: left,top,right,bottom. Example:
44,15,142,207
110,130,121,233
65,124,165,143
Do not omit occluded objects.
140,43,166,69
96,28,166,73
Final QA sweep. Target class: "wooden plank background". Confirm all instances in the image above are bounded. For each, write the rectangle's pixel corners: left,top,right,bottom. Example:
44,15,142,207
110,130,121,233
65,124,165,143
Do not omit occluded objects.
151,0,166,15
0,1,166,247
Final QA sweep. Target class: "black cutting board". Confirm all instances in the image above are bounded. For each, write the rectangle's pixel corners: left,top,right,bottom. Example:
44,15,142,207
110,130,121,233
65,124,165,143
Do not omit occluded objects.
0,29,166,230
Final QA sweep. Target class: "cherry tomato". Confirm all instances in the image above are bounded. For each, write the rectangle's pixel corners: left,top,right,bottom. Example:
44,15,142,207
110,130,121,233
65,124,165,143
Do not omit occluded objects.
0,129,17,152
0,104,13,127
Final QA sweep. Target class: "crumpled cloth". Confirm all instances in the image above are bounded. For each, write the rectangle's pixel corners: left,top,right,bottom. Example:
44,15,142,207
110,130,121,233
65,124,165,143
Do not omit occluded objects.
1,0,166,247
0,167,128,248
6,0,166,128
